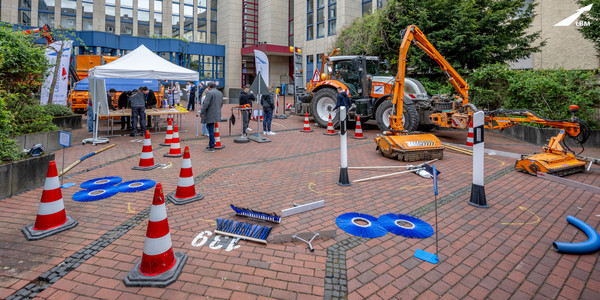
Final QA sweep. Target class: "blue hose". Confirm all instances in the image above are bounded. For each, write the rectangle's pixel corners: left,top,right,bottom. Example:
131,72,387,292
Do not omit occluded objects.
553,215,600,254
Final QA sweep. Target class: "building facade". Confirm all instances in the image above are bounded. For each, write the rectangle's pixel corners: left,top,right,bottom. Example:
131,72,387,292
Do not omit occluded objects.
1,0,597,98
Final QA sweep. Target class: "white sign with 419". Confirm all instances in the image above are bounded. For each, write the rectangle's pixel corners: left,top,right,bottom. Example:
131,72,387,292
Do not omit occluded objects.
191,231,241,252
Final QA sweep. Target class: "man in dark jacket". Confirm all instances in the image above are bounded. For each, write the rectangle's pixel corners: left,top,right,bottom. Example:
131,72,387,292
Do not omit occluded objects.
142,86,157,128
128,89,146,137
238,84,254,135
333,86,351,111
186,81,197,111
261,87,275,135
200,82,224,152
118,91,132,130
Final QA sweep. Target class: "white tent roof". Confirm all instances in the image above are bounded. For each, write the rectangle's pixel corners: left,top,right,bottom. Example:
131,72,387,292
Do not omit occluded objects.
88,44,199,81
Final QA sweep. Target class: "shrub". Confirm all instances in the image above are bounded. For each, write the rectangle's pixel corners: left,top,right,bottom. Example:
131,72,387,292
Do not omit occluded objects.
0,97,24,162
43,103,75,117
12,105,59,135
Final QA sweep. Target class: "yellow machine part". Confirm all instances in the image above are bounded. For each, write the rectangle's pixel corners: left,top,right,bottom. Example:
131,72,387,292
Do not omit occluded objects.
375,133,444,162
515,152,586,176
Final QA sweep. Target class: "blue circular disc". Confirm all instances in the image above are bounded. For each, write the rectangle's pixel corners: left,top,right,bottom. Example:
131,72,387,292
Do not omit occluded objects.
80,176,122,190
116,179,156,193
378,213,434,239
336,212,388,238
72,186,119,202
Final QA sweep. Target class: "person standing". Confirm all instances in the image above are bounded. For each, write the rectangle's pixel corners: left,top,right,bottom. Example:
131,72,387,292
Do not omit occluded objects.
173,82,181,106
142,86,157,128
185,81,197,111
128,89,146,137
261,87,276,135
118,90,132,130
239,84,253,136
199,83,209,136
107,88,117,111
333,86,351,111
200,82,223,152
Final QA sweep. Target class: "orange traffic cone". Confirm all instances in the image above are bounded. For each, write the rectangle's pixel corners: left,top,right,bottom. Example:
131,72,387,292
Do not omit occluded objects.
323,113,337,136
300,112,313,133
352,115,367,139
164,124,183,157
214,123,225,149
133,130,159,170
124,183,187,287
160,118,173,146
22,161,78,240
167,146,204,205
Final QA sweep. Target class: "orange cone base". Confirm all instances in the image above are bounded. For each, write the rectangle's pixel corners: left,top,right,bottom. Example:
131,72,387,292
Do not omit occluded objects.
352,135,367,140
323,132,338,136
164,152,184,158
124,251,187,287
132,164,159,171
22,215,78,241
167,191,204,205
300,129,313,133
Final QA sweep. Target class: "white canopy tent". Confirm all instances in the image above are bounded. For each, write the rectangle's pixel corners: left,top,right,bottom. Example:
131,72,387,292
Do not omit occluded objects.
89,44,199,81
84,45,199,145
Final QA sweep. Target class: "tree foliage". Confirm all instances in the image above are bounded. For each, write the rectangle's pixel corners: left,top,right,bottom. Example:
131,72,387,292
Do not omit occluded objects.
335,0,543,73
0,24,48,94
577,0,600,54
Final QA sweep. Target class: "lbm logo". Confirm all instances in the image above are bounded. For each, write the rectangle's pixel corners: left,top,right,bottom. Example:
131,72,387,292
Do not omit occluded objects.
554,4,592,27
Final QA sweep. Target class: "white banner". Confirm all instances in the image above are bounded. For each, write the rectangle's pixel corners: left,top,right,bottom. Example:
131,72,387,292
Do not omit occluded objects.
41,40,73,105
254,50,269,88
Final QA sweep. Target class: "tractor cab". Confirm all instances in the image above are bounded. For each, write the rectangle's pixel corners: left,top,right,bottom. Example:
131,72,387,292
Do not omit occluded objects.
328,56,380,98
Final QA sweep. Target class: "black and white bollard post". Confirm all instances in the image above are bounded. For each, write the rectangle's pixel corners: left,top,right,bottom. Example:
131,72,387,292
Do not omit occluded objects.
468,111,487,207
337,106,351,186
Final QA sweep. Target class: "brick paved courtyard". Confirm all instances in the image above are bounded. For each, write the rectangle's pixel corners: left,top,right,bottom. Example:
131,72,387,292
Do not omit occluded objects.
1,104,599,299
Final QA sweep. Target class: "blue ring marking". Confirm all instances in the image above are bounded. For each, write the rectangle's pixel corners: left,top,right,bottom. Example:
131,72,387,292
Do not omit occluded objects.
80,176,123,190
335,212,388,239
72,186,119,202
378,213,434,239
116,179,157,193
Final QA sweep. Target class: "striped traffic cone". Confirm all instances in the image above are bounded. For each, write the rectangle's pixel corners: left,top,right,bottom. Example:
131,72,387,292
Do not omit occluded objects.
124,183,187,287
167,146,204,205
160,118,173,146
214,123,225,149
300,112,313,133
164,124,183,157
352,115,367,139
22,161,78,240
466,121,474,147
133,130,159,170
323,113,336,136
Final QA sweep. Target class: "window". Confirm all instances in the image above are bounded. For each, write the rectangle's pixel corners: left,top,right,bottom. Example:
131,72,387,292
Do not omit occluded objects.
60,0,76,29
307,0,314,40
19,0,31,26
242,0,258,47
210,6,217,43
154,1,162,36
316,0,324,38
183,2,193,41
288,0,294,46
306,55,314,83
328,0,336,36
106,3,115,33
362,0,372,16
121,0,133,35
172,1,180,37
82,1,93,30
377,0,388,9
38,0,55,28
197,1,207,43
216,56,224,79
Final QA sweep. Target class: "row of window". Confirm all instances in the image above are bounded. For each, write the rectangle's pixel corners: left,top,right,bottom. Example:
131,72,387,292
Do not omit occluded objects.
18,0,217,43
307,0,336,40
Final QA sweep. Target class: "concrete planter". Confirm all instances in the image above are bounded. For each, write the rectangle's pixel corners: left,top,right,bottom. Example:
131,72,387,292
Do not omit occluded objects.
12,130,69,152
495,124,600,148
52,115,82,130
0,152,55,200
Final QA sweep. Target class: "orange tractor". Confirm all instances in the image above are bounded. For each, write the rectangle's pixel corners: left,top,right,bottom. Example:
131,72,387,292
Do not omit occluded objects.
376,25,595,175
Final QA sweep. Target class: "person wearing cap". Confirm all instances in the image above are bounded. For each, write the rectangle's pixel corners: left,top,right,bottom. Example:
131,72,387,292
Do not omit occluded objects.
239,84,254,136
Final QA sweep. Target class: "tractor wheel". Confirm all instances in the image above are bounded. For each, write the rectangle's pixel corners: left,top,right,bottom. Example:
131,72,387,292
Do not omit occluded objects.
375,100,419,132
311,88,338,128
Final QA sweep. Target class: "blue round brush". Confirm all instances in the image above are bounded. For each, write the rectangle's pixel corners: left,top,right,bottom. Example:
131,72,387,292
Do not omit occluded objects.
116,179,156,193
80,176,122,190
73,186,119,202
336,212,388,238
378,213,434,239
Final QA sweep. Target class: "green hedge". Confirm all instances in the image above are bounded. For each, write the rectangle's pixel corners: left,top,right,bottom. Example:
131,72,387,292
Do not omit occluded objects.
43,103,75,117
414,64,600,128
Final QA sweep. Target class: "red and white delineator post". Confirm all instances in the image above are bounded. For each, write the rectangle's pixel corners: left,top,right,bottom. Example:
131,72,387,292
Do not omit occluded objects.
337,107,351,186
468,111,487,208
